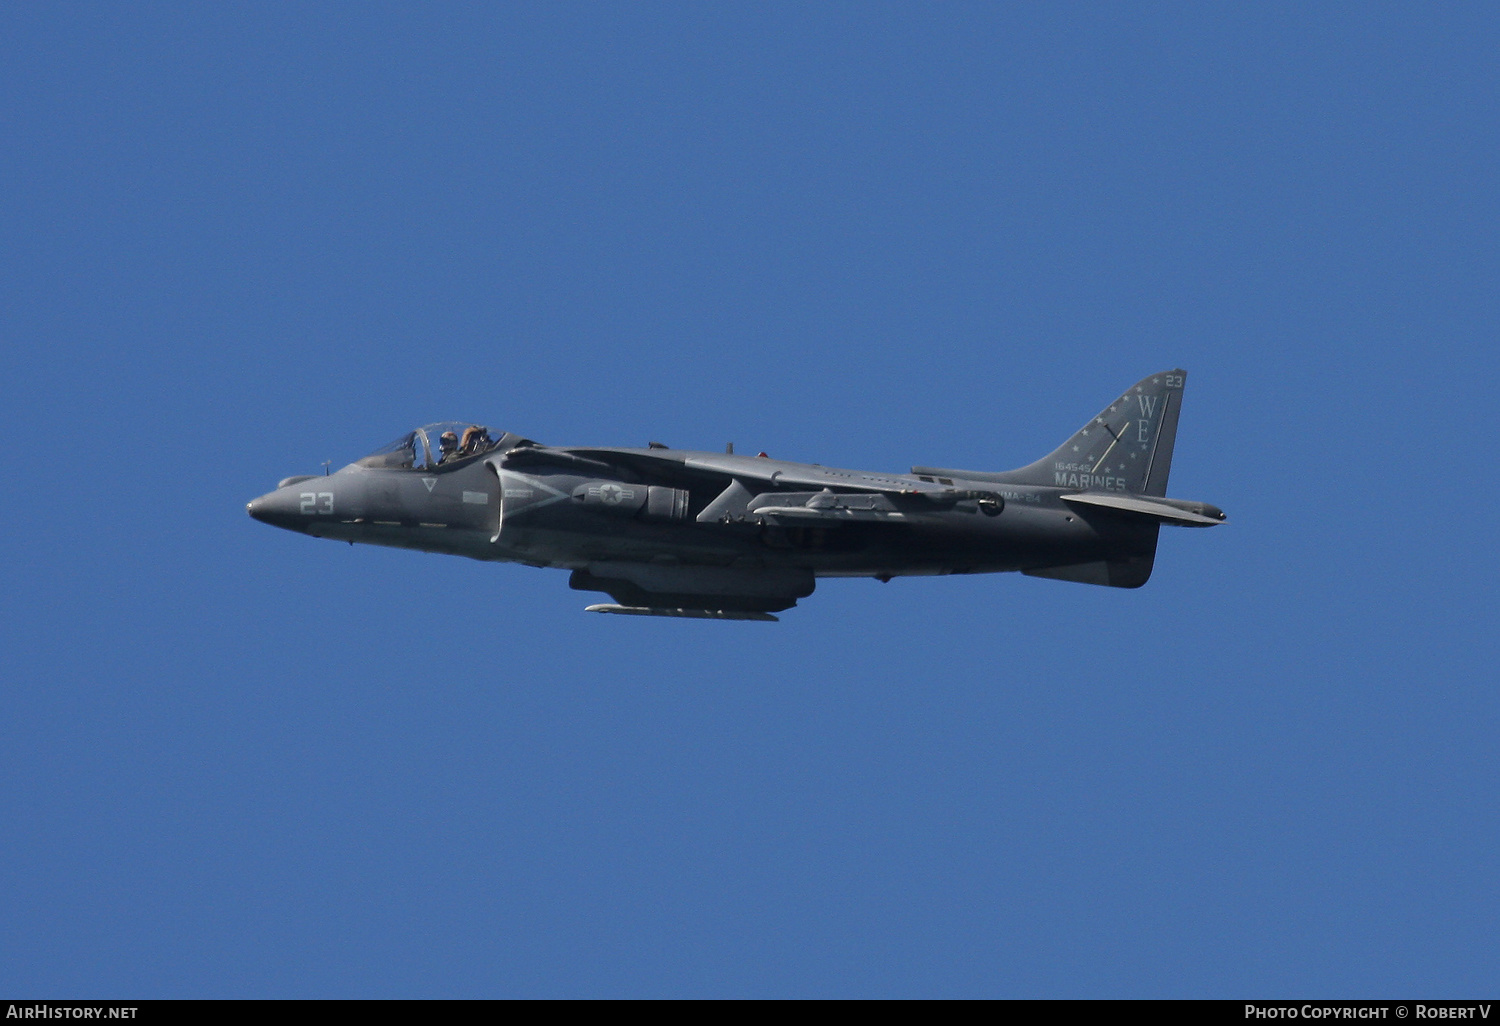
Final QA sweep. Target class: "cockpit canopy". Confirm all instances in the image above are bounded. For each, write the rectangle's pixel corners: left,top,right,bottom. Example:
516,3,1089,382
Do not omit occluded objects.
356,422,497,470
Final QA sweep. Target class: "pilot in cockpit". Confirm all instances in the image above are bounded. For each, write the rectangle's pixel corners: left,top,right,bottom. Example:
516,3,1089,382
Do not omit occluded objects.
459,425,490,457
438,426,491,464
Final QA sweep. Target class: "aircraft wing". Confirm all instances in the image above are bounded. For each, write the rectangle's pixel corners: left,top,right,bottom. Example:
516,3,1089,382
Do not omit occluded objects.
518,446,949,496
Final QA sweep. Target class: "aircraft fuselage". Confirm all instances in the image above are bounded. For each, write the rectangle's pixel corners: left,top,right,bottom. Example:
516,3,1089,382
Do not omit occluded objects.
247,371,1223,617
251,448,1153,576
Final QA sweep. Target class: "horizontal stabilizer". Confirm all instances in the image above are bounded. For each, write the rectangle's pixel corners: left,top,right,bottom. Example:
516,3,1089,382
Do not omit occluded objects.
1060,492,1225,527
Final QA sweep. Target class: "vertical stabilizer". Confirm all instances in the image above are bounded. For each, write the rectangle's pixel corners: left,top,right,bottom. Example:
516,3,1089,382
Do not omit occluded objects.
971,370,1187,496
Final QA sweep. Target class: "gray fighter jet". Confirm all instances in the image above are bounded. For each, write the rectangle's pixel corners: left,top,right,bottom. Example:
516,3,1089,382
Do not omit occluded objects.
248,370,1223,620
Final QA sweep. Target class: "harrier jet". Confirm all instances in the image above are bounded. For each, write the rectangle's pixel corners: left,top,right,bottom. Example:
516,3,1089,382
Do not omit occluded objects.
248,370,1223,620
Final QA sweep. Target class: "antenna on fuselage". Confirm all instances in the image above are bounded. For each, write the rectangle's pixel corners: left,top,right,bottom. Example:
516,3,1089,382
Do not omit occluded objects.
726,442,734,454
322,460,331,476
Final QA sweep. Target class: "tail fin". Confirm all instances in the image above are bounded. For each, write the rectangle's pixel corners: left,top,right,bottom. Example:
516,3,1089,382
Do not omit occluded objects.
915,370,1186,496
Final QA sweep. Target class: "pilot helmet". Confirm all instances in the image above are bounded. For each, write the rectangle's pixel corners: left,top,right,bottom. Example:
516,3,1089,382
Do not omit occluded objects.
440,431,458,451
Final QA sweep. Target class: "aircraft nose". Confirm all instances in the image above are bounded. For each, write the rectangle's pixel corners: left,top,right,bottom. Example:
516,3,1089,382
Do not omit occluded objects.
246,488,304,530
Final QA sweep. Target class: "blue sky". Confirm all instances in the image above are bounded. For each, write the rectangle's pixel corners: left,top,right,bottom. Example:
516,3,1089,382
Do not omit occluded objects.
2,3,1496,997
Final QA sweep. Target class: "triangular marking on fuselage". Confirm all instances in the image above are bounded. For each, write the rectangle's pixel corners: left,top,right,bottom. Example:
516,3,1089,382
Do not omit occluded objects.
423,478,436,492
495,470,572,518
